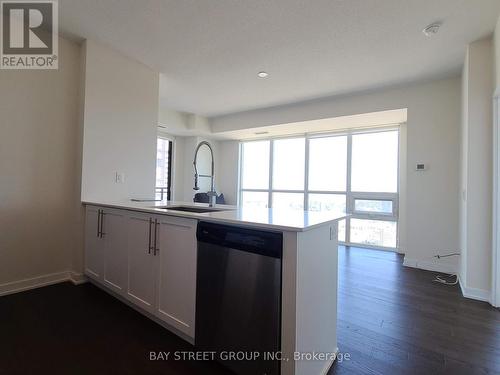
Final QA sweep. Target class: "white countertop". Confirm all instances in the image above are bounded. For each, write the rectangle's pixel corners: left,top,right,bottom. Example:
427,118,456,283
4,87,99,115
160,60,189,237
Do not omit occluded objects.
82,200,347,232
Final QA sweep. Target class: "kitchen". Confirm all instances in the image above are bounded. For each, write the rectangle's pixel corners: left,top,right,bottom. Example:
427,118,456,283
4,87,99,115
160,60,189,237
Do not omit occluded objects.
1,1,500,375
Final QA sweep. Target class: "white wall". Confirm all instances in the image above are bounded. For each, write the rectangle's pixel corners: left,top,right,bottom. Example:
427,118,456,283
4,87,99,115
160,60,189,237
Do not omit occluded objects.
460,38,494,299
182,137,200,202
494,16,500,89
81,40,159,202
158,108,189,132
171,136,185,201
158,107,211,136
218,141,240,205
212,77,461,272
0,37,83,286
459,55,469,284
460,38,495,301
494,16,500,307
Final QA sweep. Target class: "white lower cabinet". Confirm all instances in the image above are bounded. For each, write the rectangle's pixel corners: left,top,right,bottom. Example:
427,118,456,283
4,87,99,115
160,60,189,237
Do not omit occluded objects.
102,209,128,295
85,206,198,340
126,213,158,314
85,206,128,297
156,216,197,338
84,206,104,280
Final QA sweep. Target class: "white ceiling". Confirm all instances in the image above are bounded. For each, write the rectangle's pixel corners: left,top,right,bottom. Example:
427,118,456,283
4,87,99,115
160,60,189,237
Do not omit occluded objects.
59,0,500,117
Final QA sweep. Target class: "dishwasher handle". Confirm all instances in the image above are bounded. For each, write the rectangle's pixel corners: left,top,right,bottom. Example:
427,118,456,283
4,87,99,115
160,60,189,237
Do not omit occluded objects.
197,221,282,259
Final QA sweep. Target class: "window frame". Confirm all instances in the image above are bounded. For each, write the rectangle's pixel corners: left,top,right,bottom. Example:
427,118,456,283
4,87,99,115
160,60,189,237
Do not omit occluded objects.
156,135,174,201
238,126,400,251
350,193,398,219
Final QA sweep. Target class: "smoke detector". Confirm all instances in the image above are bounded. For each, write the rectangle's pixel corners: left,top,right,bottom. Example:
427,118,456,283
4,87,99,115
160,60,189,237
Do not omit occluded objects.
423,23,441,37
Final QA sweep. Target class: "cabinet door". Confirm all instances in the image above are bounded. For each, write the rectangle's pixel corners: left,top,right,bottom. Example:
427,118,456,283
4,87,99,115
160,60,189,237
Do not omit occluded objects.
157,216,197,338
102,209,128,296
84,206,104,281
127,213,157,313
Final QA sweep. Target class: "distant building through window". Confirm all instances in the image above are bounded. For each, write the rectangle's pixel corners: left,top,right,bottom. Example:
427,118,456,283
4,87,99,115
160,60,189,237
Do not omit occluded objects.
239,128,400,250
156,137,172,200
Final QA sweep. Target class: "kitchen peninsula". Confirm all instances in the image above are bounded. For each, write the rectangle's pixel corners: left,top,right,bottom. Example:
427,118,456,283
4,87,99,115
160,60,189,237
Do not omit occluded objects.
82,200,346,375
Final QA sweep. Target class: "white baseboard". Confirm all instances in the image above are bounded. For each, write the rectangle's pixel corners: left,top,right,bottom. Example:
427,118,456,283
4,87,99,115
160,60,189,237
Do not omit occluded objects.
0,270,88,297
320,347,339,375
403,257,456,274
69,272,88,285
0,271,70,297
458,276,491,303
401,258,492,304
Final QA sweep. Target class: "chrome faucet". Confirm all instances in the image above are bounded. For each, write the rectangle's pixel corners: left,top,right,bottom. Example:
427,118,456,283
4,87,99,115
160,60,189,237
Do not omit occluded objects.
193,141,217,207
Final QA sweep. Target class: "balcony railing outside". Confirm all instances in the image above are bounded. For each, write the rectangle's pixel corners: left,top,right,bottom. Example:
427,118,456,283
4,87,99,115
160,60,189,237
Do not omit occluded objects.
155,187,170,201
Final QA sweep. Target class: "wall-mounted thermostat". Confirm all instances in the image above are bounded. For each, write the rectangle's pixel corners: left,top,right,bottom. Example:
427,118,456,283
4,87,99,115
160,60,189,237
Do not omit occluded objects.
416,163,427,171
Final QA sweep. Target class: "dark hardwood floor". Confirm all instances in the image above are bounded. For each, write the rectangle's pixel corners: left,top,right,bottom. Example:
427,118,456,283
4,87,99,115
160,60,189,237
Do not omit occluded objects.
0,282,233,375
330,246,500,375
0,246,498,375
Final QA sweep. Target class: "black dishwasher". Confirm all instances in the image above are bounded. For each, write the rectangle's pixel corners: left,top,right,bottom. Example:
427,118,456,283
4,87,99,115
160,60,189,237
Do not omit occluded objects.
196,221,282,375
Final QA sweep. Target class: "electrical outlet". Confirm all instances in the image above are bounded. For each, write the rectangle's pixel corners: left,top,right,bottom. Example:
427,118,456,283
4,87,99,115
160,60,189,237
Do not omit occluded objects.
329,226,337,240
115,172,125,184
416,163,427,171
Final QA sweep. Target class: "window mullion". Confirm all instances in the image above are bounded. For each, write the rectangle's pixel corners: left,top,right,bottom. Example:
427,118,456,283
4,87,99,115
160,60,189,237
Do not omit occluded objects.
304,138,310,210
238,142,244,206
346,133,353,243
268,140,274,208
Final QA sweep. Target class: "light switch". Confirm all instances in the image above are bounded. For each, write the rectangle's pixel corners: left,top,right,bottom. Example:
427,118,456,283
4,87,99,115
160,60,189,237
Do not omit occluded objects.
115,172,125,183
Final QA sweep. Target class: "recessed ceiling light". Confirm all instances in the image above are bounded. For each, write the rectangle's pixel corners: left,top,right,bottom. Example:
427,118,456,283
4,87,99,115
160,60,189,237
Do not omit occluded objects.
257,71,269,78
423,22,441,37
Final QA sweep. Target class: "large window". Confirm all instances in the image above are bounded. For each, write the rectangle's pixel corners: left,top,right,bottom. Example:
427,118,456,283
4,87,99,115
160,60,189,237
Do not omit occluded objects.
156,137,173,200
239,128,399,250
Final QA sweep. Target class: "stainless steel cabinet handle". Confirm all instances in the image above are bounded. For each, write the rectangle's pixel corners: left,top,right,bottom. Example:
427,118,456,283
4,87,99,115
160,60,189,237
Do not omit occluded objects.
153,219,159,256
99,210,105,238
148,218,153,254
96,209,101,238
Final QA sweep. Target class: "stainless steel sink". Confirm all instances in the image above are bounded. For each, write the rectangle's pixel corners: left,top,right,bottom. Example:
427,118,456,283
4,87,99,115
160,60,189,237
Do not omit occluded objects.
158,206,231,213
